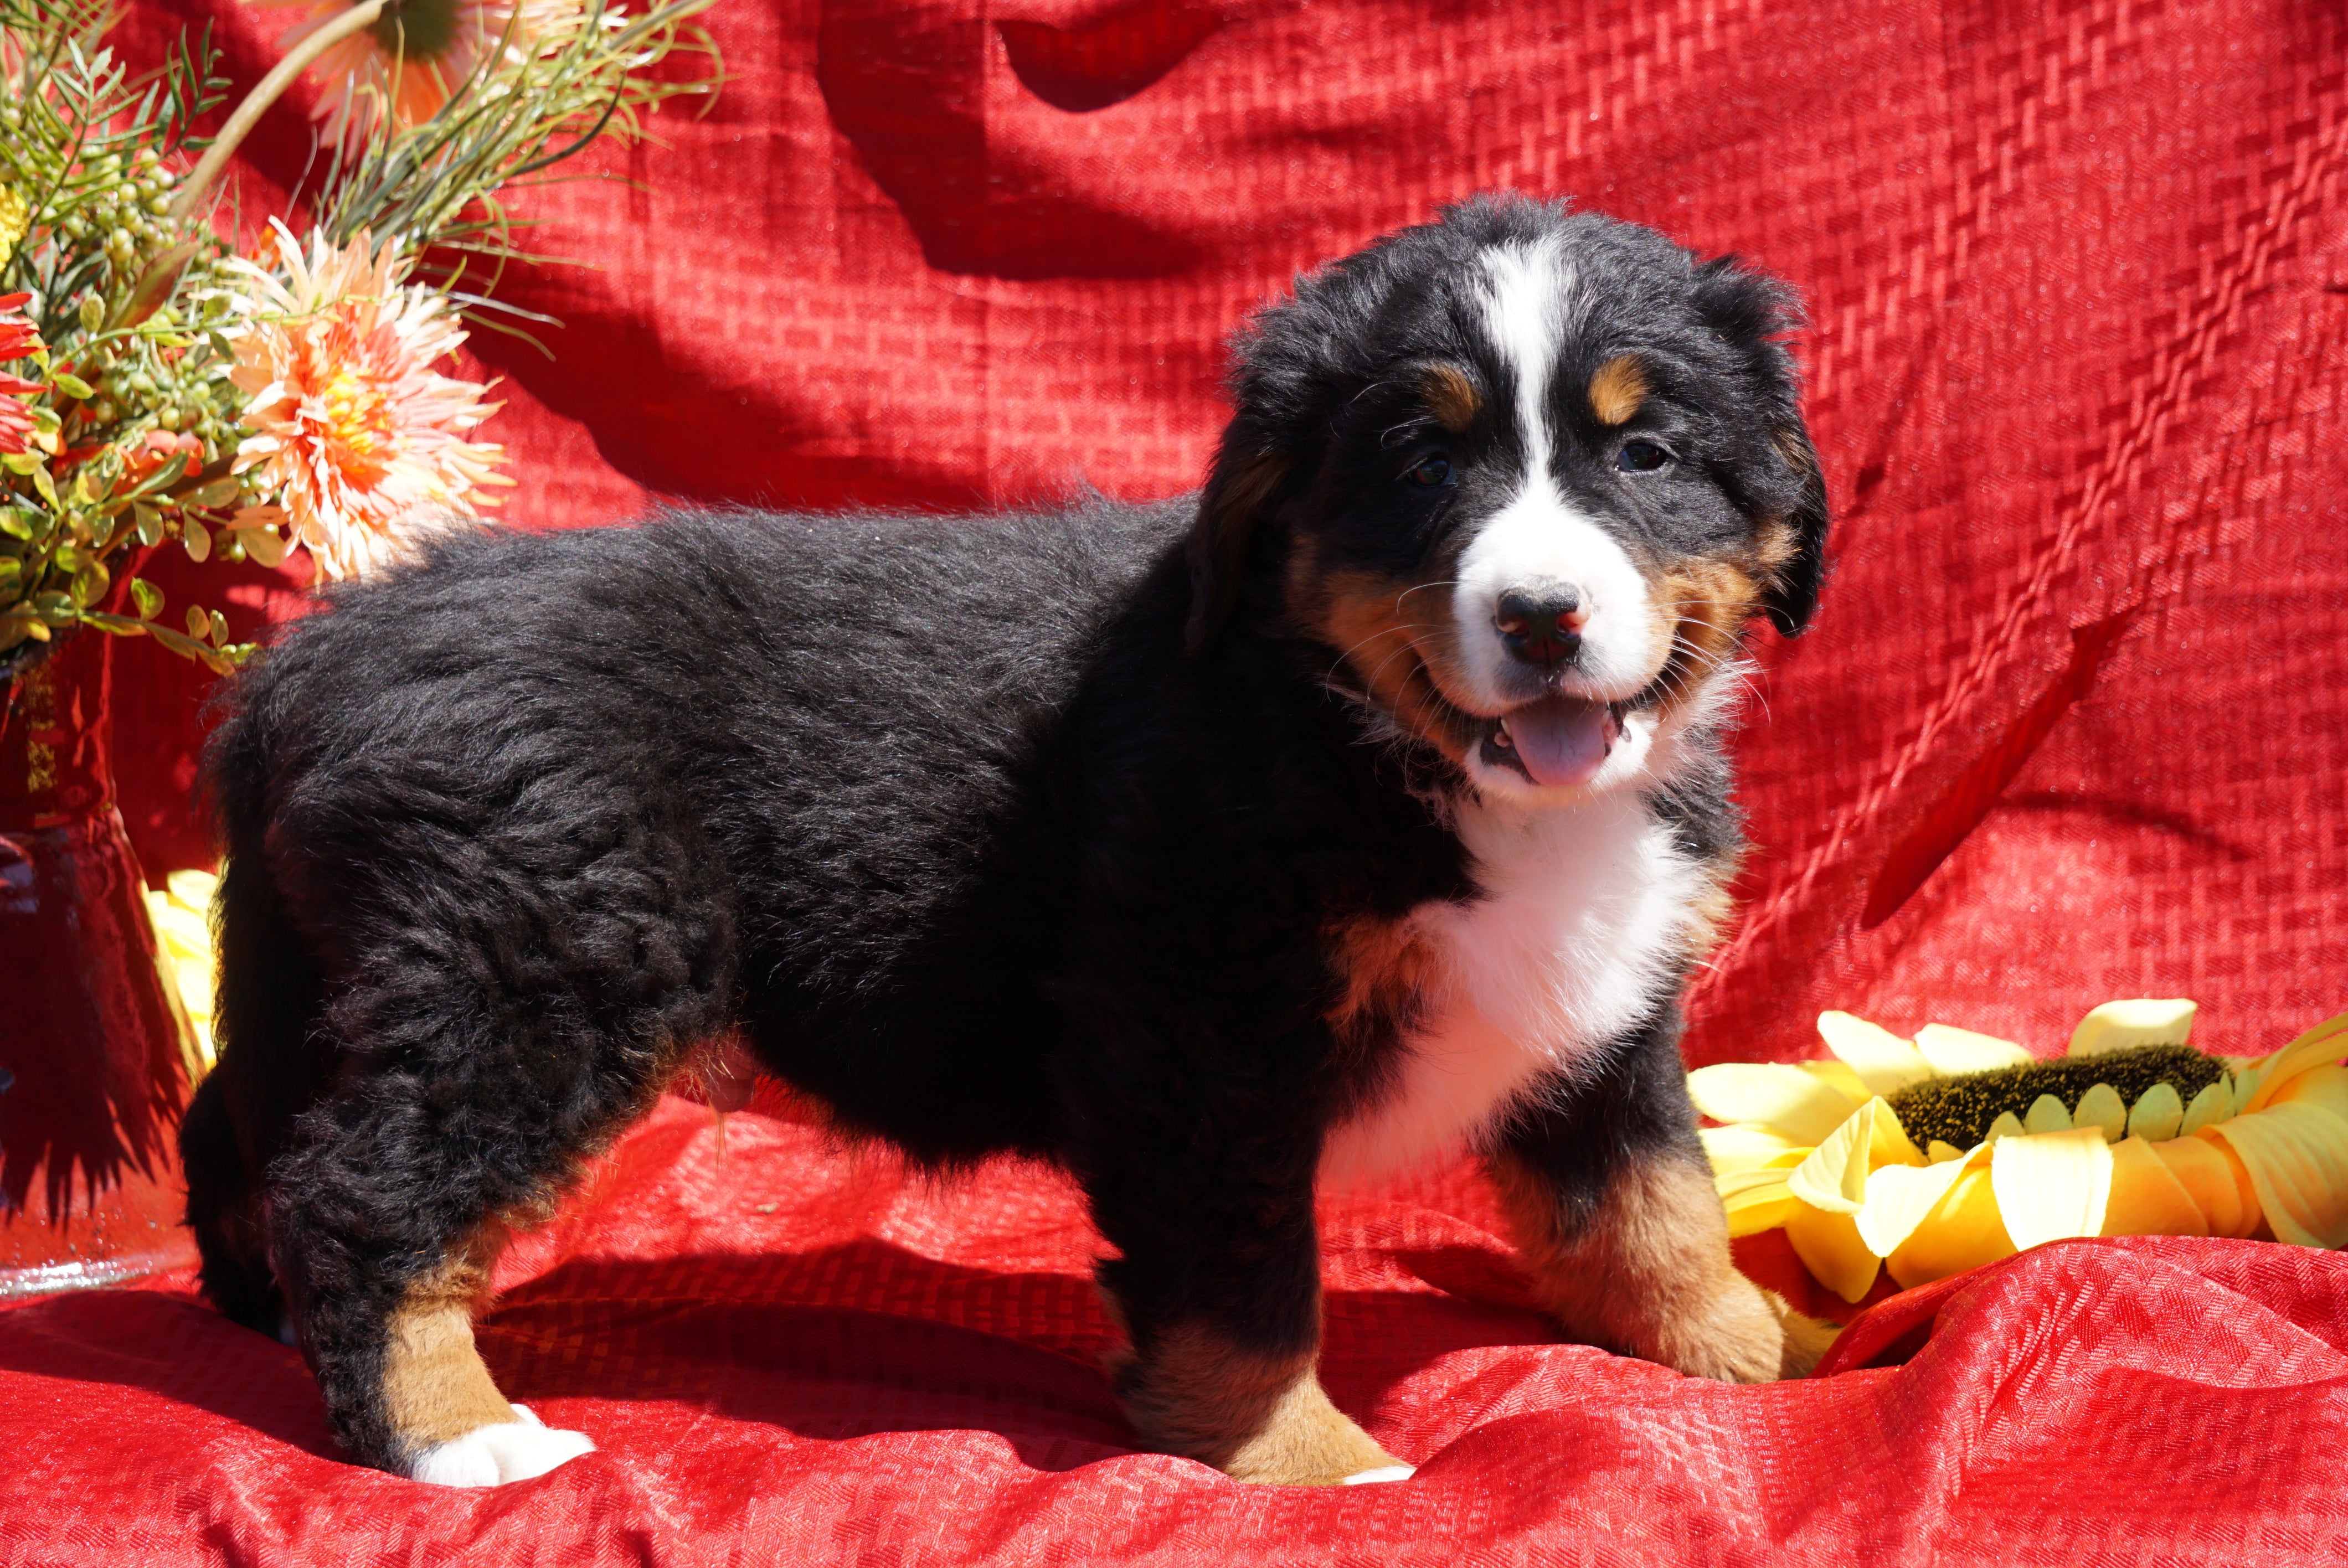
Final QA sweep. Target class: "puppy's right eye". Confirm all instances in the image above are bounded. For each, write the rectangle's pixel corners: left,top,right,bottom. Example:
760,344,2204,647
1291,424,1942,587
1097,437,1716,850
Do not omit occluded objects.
1405,455,1453,487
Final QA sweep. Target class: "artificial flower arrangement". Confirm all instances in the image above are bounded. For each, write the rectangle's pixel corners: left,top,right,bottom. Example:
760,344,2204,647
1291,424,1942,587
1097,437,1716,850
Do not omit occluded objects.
1697,999,2348,1302
0,0,715,677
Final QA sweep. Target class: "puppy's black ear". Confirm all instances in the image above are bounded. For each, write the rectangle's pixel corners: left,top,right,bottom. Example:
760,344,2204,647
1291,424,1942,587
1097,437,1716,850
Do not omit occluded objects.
1184,436,1291,656
1761,417,1830,637
1692,256,1831,637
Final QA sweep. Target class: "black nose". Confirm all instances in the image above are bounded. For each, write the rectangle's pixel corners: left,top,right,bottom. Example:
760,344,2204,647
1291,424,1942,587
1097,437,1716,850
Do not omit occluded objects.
1495,587,1587,666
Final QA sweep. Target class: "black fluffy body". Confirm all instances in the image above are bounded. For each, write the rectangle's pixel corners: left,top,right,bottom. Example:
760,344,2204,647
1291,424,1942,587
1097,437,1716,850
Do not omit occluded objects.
184,197,1827,1476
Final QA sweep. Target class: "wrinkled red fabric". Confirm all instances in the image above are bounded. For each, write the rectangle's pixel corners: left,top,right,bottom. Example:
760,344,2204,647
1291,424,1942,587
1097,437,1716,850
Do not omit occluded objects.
8,1100,2348,1563
14,0,2347,1560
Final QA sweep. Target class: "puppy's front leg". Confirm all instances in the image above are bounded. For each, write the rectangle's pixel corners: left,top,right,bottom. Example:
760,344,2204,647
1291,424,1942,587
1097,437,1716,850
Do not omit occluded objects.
1080,1127,1408,1486
1489,1007,1820,1382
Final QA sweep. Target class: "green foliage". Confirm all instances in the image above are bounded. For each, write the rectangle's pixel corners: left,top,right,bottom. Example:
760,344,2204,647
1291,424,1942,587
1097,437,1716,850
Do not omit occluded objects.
0,0,718,677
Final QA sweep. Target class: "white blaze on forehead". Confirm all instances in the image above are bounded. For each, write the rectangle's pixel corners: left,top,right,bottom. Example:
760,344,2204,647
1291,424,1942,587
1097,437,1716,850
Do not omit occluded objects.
1453,241,1658,726
1477,238,1572,475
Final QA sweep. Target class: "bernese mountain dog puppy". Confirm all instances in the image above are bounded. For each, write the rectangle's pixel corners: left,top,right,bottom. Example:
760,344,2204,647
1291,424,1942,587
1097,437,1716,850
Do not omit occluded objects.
182,195,1831,1489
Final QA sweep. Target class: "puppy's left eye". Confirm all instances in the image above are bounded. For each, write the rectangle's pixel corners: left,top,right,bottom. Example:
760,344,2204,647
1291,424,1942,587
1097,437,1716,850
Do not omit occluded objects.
1405,455,1453,487
1616,441,1671,473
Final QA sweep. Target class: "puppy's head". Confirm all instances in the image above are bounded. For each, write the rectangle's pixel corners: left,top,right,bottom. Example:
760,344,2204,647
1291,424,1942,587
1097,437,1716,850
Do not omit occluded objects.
1190,197,1827,803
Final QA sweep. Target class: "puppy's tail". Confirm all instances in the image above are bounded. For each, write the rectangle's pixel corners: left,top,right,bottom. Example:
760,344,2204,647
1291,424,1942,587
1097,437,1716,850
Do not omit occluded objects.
180,695,323,1337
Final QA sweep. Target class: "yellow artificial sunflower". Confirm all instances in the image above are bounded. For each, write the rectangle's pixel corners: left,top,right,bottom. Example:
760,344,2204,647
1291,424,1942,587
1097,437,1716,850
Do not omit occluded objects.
1693,1000,2348,1302
146,868,222,1078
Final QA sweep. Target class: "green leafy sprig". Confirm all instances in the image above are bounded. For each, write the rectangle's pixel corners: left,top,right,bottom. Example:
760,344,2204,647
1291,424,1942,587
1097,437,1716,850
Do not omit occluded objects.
0,0,719,679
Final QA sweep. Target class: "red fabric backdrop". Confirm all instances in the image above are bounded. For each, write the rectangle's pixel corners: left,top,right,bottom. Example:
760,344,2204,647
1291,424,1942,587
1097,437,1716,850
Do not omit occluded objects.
8,0,2347,1561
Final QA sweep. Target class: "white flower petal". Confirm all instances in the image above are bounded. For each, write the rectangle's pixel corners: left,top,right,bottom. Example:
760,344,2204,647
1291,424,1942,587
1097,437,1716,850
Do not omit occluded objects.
1816,1012,1935,1095
1699,1124,1808,1175
1687,1063,1861,1144
1914,1023,2034,1076
1789,1099,1880,1215
1990,1127,2114,1249
2068,999,2196,1057
1857,1149,1982,1257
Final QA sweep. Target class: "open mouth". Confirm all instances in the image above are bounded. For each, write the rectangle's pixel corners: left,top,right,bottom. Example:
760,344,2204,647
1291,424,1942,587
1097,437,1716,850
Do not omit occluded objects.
1476,695,1631,789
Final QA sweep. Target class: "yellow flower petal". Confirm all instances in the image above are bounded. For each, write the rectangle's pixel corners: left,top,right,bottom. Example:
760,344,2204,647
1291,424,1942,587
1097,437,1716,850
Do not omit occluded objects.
2261,1062,2348,1122
1800,1059,1875,1105
2023,1094,2074,1135
2238,1010,2348,1116
1688,1064,1861,1144
2208,1102,2348,1248
1990,1126,2113,1249
2151,1134,2259,1239
1699,1124,1809,1175
2068,999,2197,1057
148,902,212,962
1789,1099,1878,1214
2126,1081,2184,1142
173,963,212,1019
1816,1012,1935,1095
164,867,220,913
1887,1158,2014,1289
1914,1023,2034,1076
2102,1135,2208,1237
1722,1177,1801,1239
2074,1083,2128,1143
1856,1151,1980,1257
1785,1202,1880,1303
2180,1080,2230,1134
1927,1139,1967,1163
1986,1111,2026,1142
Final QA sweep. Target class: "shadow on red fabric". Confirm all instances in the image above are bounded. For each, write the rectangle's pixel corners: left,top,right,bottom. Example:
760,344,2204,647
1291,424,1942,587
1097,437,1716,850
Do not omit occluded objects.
11,0,2345,1560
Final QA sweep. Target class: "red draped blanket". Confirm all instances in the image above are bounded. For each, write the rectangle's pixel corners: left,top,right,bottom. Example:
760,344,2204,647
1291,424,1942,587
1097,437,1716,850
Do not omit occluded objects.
10,0,2347,1560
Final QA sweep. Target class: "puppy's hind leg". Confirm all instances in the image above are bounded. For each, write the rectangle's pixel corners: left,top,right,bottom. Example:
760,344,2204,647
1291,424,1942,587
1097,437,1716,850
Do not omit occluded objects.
267,837,736,1484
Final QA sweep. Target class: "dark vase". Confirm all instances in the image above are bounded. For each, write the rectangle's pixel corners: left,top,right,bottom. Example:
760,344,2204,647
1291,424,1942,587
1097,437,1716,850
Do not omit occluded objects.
0,607,199,1296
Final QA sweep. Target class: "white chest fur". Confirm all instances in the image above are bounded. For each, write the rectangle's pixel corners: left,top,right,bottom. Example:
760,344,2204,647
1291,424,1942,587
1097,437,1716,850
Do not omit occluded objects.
1318,792,1703,1191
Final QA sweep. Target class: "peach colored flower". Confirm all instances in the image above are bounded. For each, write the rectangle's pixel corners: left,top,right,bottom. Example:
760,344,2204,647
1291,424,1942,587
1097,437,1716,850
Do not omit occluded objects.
222,220,507,580
247,0,580,137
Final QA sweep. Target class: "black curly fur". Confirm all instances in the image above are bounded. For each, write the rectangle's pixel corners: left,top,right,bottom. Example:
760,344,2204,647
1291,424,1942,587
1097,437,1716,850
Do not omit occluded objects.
183,197,1827,1476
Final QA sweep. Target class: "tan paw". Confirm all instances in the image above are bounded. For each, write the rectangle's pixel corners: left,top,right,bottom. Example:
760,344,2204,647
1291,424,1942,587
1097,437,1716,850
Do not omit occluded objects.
1221,1377,1410,1487
1652,1277,1839,1384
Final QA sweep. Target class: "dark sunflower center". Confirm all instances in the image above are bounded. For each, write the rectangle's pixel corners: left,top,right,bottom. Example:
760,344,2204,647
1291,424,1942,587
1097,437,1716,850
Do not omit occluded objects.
372,0,464,64
1884,1044,2225,1150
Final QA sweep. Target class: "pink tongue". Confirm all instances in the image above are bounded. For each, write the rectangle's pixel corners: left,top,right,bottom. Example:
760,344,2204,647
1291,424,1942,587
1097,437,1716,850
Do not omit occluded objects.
1504,697,1615,788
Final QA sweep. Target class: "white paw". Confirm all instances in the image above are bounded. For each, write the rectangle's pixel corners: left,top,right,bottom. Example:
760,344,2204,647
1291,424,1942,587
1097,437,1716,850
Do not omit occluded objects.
409,1405,595,1487
1341,1464,1417,1485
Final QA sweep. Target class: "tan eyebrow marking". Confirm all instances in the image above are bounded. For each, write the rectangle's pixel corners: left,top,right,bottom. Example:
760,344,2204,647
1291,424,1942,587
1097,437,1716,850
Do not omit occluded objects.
1419,363,1481,434
1588,355,1649,426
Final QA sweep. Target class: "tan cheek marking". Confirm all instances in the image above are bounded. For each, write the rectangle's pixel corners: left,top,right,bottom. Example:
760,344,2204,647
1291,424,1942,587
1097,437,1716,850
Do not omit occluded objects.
1116,1323,1403,1485
1300,568,1483,762
1420,363,1480,434
1490,1149,1822,1381
1588,355,1649,426
383,1228,518,1450
1649,559,1760,718
1322,912,1444,1044
1680,876,1738,967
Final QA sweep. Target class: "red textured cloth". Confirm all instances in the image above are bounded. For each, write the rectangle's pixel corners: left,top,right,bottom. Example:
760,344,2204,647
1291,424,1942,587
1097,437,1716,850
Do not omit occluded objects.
8,1101,2348,1562
14,0,2348,1559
